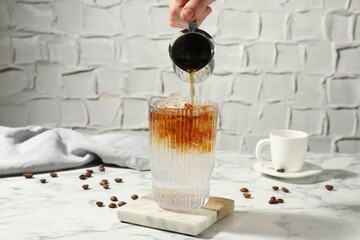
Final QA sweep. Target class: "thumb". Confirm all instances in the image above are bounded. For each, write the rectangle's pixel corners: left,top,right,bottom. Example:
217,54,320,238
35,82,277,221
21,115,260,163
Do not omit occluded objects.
180,8,195,22
180,0,215,22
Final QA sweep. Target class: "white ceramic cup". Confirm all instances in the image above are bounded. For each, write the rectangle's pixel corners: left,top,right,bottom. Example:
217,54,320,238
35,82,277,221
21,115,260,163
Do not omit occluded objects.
255,130,308,173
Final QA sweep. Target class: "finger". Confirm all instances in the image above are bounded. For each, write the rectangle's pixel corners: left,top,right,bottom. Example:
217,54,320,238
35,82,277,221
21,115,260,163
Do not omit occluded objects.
170,6,212,28
181,0,216,22
169,11,188,28
169,0,190,28
196,6,212,26
169,18,188,28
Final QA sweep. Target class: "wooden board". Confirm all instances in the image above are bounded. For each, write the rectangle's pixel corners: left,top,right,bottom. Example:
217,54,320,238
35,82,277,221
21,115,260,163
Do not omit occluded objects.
202,196,235,221
117,194,234,236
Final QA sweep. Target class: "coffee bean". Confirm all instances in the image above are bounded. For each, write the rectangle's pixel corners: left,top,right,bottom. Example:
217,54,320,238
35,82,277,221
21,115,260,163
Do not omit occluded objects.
96,201,103,207
82,184,89,190
118,201,127,207
325,184,334,191
108,203,117,208
268,199,278,204
131,194,138,200
240,188,249,193
110,196,118,202
85,172,92,178
281,187,289,193
276,168,285,173
99,164,105,172
50,172,57,178
86,169,93,174
103,184,110,189
23,172,33,179
114,178,123,183
79,174,87,180
100,179,108,185
269,196,283,204
272,186,279,191
243,193,251,198
40,178,47,184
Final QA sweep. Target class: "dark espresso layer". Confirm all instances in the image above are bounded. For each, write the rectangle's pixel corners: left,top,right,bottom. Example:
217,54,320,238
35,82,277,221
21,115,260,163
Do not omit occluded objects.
149,103,218,153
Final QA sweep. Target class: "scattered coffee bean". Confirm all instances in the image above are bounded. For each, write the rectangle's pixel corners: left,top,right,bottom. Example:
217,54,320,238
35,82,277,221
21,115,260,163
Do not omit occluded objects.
82,184,89,190
79,174,87,180
272,186,279,191
100,179,108,186
85,172,92,178
50,172,57,178
325,184,334,191
103,184,110,189
281,187,289,193
86,169,93,174
40,178,47,184
99,164,105,172
240,188,249,193
96,201,103,207
114,178,123,183
118,201,127,207
268,199,278,204
110,196,118,202
268,196,285,204
276,168,285,173
23,172,33,179
269,196,278,204
108,203,117,208
243,193,251,198
131,194,138,200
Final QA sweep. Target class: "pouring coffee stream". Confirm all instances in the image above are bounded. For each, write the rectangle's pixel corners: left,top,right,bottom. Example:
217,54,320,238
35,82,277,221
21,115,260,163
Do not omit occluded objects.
169,20,215,104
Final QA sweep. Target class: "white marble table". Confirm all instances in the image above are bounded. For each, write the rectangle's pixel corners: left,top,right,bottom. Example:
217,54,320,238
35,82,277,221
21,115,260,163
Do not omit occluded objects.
1,151,359,240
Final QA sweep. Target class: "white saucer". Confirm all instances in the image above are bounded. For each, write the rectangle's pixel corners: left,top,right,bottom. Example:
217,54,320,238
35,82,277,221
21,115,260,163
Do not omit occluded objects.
253,161,323,179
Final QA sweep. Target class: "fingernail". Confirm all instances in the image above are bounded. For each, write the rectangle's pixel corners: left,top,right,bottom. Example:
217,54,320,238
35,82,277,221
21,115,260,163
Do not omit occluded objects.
181,9,195,21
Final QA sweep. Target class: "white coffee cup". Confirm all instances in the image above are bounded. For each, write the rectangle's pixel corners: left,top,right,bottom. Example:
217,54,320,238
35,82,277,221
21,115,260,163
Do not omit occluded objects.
255,130,308,173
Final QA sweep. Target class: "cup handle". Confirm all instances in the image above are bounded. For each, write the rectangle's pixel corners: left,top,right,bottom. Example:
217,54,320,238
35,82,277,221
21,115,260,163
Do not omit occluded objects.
255,138,271,165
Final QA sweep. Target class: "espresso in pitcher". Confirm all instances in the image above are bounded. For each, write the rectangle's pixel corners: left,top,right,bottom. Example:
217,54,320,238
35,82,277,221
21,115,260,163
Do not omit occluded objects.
170,32,213,71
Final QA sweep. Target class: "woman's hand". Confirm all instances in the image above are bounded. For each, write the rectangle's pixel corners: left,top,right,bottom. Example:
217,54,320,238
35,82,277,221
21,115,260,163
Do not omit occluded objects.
169,0,215,28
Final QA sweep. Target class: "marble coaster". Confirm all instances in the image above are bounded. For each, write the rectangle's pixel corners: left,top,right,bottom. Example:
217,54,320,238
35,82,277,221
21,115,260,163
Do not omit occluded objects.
117,194,234,236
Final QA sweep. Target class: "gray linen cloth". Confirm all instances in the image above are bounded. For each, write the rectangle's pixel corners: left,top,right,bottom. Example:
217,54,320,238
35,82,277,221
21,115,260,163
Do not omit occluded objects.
0,126,149,176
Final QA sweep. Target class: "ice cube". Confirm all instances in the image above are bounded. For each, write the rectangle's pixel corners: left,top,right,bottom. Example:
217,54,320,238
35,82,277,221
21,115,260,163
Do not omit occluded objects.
156,99,171,108
168,92,184,108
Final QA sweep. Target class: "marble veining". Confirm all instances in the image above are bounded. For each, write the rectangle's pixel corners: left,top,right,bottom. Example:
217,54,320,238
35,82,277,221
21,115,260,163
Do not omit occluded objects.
117,196,218,236
0,152,359,239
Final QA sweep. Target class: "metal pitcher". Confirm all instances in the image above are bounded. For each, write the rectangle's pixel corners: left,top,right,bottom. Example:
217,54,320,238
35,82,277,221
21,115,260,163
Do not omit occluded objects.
169,21,215,83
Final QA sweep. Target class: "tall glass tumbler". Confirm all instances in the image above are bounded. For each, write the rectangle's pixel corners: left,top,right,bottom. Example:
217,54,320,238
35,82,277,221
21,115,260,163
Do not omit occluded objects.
149,98,218,210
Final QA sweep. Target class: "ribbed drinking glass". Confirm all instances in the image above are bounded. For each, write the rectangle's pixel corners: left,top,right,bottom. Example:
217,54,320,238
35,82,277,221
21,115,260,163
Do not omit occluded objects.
149,98,218,210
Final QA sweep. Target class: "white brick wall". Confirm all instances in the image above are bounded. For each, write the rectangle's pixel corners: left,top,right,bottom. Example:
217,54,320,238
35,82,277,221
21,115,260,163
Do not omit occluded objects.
13,36,42,64
53,0,82,34
294,75,324,108
13,2,54,32
0,0,359,153
48,36,79,67
290,11,323,40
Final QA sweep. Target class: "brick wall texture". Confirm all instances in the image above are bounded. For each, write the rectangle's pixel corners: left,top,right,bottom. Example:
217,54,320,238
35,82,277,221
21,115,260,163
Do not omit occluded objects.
0,0,360,153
